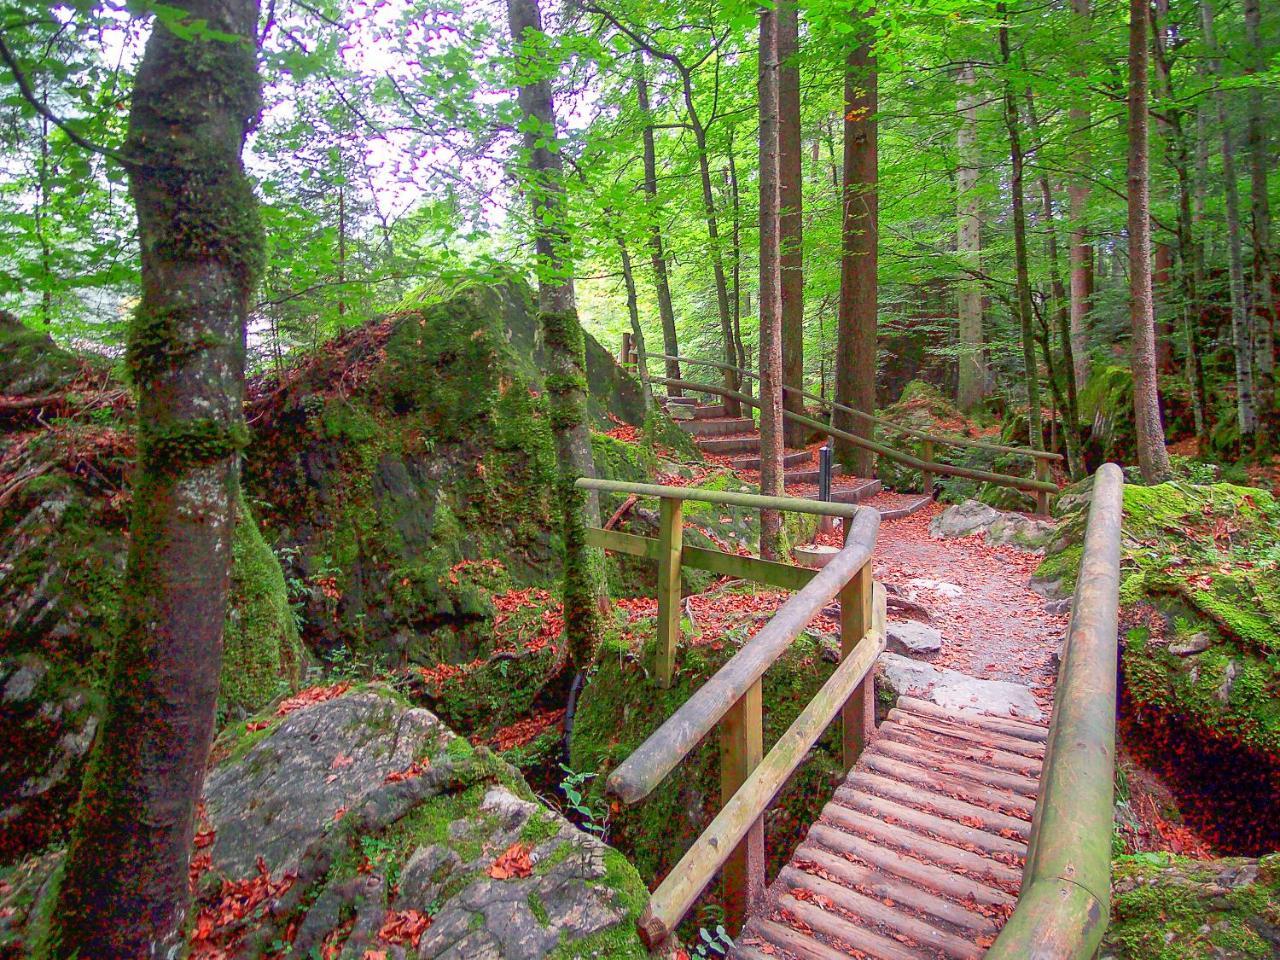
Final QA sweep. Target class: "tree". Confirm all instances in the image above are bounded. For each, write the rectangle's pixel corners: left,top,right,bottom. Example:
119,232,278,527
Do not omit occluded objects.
1067,0,1094,392
1128,0,1173,481
778,0,806,447
35,1,264,954
955,61,985,412
759,2,784,559
1243,0,1274,440
833,10,877,477
506,0,608,666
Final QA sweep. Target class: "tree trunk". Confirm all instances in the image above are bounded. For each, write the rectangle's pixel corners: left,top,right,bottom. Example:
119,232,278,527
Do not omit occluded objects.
507,0,606,667
1244,0,1274,442
758,5,784,559
1129,0,1173,481
833,13,877,477
636,63,682,397
955,62,985,412
1202,0,1257,445
43,2,263,955
1068,0,1093,392
1153,242,1174,371
725,132,748,373
617,232,653,411
998,6,1043,451
777,0,805,447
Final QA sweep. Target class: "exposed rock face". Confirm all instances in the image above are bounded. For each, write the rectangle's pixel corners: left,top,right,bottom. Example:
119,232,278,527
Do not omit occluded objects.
876,652,1044,722
1102,854,1280,959
930,499,1055,553
200,688,646,959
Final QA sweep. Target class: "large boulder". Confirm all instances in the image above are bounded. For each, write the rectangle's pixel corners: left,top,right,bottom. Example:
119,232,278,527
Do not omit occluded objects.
930,499,1055,552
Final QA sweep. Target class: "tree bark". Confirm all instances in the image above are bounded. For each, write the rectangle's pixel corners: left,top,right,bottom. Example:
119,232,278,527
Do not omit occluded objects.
616,232,653,411
43,2,263,955
1244,0,1274,442
955,62,985,412
725,130,748,372
1201,0,1257,445
1129,0,1173,481
998,6,1043,451
833,13,877,477
758,5,784,559
507,0,607,667
636,63,682,397
777,0,805,447
1068,0,1093,392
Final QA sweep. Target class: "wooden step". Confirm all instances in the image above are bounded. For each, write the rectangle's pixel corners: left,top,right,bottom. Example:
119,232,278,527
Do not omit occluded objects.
860,750,1036,820
679,416,756,437
733,449,811,470
871,736,1041,799
896,696,1049,743
697,435,760,455
878,724,1043,778
829,788,1027,859
662,396,697,406
841,770,1031,840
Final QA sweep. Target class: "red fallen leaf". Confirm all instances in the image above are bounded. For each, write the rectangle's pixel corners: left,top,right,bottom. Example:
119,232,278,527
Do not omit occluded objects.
276,682,351,717
332,805,348,822
385,758,431,783
488,842,533,880
378,908,431,947
246,719,271,732
330,753,354,770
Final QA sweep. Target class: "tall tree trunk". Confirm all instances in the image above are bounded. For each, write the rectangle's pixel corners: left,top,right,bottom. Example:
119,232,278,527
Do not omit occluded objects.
507,0,606,667
1153,242,1174,371
725,131,748,372
998,6,1043,451
833,13,877,477
337,177,347,318
636,63,682,397
1129,0,1173,481
1025,89,1084,478
955,61,985,412
43,2,263,955
777,0,805,447
759,4,784,559
1244,0,1274,441
1068,0,1094,392
1202,0,1257,445
616,232,653,411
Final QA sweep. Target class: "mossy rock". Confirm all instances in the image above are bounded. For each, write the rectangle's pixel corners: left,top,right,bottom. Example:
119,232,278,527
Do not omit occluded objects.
0,312,80,395
1103,853,1280,959
1078,365,1135,463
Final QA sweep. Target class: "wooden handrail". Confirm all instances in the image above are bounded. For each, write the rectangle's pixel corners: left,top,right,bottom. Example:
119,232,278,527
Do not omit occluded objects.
985,462,1124,960
638,350,1062,464
578,477,884,946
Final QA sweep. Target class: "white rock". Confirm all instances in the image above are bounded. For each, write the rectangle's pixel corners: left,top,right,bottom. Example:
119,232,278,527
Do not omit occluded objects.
885,621,944,656
877,652,1043,722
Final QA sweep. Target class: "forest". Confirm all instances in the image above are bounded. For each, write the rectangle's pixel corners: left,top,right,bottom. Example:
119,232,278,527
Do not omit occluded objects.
0,0,1277,957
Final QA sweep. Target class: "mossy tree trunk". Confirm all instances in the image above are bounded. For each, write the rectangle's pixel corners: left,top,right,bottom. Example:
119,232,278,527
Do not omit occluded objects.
507,0,607,669
955,61,985,414
777,0,806,449
758,3,784,559
41,2,263,956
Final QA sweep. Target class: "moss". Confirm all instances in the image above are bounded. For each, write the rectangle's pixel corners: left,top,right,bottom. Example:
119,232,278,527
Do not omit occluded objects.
320,400,379,444
527,891,550,927
137,418,250,476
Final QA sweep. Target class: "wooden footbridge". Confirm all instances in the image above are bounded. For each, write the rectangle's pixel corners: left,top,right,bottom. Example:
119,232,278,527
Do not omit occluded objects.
583,351,1124,960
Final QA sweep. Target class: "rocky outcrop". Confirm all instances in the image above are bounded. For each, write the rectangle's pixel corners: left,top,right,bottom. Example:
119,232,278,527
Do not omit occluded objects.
930,499,1055,552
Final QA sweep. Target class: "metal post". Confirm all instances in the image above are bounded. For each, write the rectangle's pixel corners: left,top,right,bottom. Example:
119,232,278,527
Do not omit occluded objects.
818,445,834,534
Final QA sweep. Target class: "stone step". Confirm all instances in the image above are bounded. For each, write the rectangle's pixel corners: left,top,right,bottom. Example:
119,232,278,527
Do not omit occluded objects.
783,463,846,485
827,478,882,503
692,404,727,419
662,396,697,407
677,417,756,437
732,449,810,471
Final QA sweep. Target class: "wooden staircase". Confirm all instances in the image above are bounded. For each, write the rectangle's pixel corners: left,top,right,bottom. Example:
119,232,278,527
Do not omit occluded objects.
731,697,1047,960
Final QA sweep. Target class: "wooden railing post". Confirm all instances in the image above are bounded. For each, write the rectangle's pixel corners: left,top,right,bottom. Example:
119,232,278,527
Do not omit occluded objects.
920,438,935,499
1034,458,1052,516
839,560,874,770
621,331,634,368
719,679,764,934
655,496,684,688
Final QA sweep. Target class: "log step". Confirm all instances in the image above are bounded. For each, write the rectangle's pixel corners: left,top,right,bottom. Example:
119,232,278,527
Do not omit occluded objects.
678,416,756,437
733,448,812,470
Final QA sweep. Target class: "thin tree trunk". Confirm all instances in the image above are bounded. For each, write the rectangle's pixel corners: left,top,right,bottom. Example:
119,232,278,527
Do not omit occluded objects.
778,0,805,447
955,62,985,412
1153,242,1174,371
616,232,653,411
1244,0,1274,442
636,63,682,397
1202,0,1257,445
337,177,347,318
507,0,606,667
726,129,748,372
1129,0,1173,481
998,5,1043,451
833,12,877,477
1068,0,1093,392
44,1,262,954
759,5,784,559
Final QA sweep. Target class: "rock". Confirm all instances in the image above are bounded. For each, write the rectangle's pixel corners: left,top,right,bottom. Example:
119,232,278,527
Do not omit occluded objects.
906,577,964,600
667,404,695,420
1044,597,1071,615
876,653,1044,722
885,621,943,656
930,499,1055,553
1169,632,1213,656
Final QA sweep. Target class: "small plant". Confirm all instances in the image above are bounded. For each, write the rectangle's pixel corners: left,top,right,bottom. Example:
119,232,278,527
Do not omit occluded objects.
557,764,609,838
692,924,734,958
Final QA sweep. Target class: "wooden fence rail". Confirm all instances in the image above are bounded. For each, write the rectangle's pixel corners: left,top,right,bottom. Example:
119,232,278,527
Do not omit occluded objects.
575,477,885,947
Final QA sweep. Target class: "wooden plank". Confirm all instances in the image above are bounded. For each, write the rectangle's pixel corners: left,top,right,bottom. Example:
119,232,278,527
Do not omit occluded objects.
793,843,998,935
896,696,1049,743
840,771,1032,840
742,918,852,960
831,789,1027,858
584,528,818,591
806,823,1015,908
775,893,931,960
879,725,1042,778
585,526,658,559
576,476,865,519
887,709,1047,759
721,680,765,933
871,737,1041,798
655,497,683,689
840,562,873,770
779,866,983,960
819,802,1023,888
861,750,1036,819
632,629,884,946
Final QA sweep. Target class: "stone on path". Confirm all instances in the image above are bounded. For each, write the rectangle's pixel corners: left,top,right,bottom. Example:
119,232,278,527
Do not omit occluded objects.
885,620,943,656
877,652,1044,722
930,499,1055,553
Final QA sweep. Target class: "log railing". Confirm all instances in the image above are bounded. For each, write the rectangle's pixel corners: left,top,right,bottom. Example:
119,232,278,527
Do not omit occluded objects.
626,347,1060,513
985,462,1124,959
576,477,885,947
